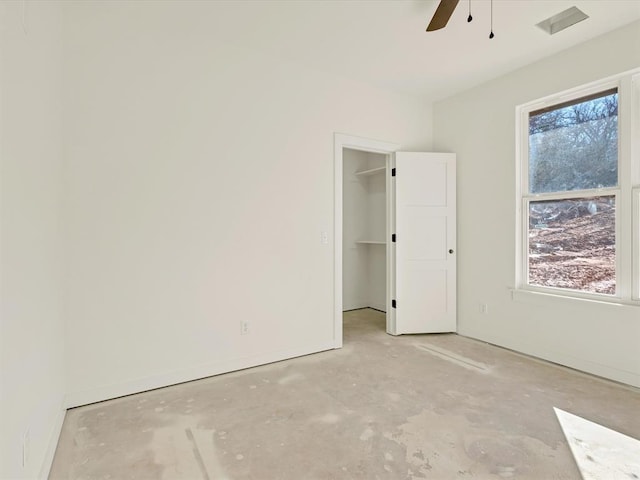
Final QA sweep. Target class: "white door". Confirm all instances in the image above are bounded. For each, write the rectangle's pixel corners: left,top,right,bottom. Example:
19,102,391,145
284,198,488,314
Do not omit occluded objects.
392,152,456,334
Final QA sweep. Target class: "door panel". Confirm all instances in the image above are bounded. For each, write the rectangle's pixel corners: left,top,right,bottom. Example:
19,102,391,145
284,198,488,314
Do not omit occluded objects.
401,162,448,206
394,152,456,334
404,210,447,261
402,266,449,332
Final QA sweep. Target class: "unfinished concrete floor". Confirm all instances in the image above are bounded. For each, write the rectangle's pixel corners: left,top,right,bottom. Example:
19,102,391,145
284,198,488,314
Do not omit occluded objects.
50,308,640,479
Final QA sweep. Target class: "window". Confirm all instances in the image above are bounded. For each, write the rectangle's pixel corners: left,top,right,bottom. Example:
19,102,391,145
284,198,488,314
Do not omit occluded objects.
517,71,640,303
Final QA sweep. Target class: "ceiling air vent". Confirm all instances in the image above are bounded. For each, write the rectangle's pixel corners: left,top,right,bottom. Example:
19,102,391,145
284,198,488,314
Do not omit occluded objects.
536,6,589,35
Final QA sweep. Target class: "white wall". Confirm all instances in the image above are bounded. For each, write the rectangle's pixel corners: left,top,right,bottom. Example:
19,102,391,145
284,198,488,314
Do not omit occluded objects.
63,1,432,406
342,151,387,312
433,21,640,388
0,1,67,478
343,149,369,310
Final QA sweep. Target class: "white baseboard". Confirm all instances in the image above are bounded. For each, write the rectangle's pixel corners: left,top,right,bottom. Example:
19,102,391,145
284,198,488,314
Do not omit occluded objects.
65,341,336,408
459,328,640,389
368,302,386,313
39,397,66,479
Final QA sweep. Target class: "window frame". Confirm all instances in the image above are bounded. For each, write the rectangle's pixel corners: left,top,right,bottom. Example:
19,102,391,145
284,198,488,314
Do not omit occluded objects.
516,71,640,305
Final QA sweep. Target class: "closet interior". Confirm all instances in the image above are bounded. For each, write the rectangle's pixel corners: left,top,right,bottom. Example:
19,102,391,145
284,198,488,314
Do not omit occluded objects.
342,148,388,313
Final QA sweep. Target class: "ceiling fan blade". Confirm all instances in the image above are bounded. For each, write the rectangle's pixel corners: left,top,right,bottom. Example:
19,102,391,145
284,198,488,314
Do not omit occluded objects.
426,0,460,31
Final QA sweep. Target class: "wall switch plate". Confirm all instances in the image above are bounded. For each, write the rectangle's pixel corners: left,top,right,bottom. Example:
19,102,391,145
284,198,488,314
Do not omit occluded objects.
240,321,249,335
320,231,329,245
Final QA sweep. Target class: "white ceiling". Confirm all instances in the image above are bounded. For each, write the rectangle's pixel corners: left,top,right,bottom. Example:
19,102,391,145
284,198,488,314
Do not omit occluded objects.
204,0,640,101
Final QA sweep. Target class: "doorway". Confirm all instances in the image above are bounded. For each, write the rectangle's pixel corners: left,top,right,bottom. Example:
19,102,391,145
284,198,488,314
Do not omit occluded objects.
333,134,399,349
334,134,458,348
342,148,387,312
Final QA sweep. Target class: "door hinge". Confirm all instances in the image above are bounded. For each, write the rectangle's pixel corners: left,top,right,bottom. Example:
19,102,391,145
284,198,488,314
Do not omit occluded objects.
392,299,397,309
392,234,396,243
391,168,396,177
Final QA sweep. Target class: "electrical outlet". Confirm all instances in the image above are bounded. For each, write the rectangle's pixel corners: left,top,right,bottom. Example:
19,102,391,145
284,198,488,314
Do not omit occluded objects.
22,427,30,468
479,303,489,314
240,321,249,335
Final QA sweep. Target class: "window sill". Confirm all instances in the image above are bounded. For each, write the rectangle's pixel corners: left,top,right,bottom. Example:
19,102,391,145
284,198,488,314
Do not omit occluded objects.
510,287,640,309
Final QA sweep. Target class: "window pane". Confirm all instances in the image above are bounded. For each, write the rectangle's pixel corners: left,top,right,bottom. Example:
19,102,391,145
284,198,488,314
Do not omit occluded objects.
529,90,618,194
528,196,615,294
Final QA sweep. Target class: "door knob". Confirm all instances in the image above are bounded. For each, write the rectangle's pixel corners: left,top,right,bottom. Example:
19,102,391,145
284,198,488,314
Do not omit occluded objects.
449,249,454,254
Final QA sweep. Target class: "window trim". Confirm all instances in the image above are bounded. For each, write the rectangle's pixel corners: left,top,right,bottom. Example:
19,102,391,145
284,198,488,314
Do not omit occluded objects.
516,70,640,305
634,187,640,301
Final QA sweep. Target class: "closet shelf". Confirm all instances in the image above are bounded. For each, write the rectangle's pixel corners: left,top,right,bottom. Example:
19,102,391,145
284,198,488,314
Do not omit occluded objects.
356,240,386,245
354,166,385,177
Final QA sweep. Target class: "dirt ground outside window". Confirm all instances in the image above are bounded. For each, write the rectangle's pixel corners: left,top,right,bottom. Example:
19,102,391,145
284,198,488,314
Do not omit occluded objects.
528,198,615,295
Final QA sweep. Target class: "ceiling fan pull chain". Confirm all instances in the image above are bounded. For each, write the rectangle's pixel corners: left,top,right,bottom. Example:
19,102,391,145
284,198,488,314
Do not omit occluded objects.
467,0,472,22
489,0,495,38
